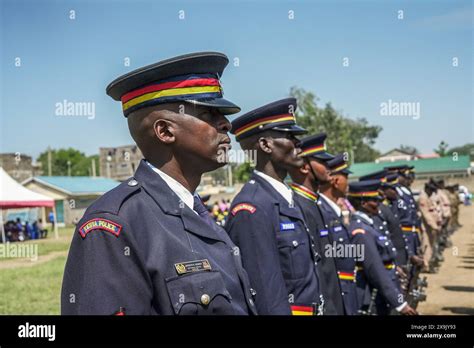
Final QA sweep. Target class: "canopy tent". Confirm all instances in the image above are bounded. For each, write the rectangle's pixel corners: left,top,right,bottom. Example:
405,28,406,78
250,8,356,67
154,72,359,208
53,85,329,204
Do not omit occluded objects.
0,167,57,242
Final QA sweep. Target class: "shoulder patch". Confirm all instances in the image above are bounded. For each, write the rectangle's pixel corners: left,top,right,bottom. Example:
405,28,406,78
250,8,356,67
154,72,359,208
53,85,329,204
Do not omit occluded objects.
79,218,122,238
351,228,366,236
231,203,256,216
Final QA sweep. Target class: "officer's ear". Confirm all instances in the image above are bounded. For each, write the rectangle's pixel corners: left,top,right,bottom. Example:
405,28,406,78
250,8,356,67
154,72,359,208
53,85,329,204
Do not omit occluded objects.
258,136,273,154
153,119,176,144
300,162,310,175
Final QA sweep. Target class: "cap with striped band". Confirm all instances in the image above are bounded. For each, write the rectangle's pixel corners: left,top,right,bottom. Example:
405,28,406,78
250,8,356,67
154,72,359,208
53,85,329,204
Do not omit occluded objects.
121,74,222,116
326,153,352,175
296,133,334,161
231,98,307,141
348,179,382,200
106,51,241,117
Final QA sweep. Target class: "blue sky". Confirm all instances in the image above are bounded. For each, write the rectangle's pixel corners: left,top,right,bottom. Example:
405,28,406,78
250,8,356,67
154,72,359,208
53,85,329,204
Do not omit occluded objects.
1,0,472,160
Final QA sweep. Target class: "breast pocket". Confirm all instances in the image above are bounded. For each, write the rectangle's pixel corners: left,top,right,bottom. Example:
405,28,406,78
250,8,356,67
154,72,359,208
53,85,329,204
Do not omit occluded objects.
276,229,309,280
165,270,233,315
332,224,349,241
375,235,393,259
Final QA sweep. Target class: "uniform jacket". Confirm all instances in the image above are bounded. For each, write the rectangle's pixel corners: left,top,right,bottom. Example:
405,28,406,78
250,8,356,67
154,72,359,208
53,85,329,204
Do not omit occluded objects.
317,195,359,315
292,188,345,315
61,160,257,315
377,203,408,266
225,173,321,315
348,212,403,310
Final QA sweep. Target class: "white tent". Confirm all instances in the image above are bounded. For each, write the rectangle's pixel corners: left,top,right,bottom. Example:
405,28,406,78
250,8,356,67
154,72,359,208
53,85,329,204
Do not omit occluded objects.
0,167,56,242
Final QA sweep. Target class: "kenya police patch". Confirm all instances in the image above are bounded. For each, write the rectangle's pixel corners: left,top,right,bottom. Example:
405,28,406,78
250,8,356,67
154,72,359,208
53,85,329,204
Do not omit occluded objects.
231,203,256,216
79,218,122,238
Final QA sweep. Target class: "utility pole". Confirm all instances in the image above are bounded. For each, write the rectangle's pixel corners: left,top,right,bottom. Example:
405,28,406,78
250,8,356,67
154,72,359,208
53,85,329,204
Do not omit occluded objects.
47,147,52,176
106,155,112,178
228,164,233,187
92,158,96,177
67,160,71,176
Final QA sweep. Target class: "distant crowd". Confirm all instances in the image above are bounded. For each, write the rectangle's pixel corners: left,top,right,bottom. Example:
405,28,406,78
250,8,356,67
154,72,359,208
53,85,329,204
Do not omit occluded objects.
2,213,54,242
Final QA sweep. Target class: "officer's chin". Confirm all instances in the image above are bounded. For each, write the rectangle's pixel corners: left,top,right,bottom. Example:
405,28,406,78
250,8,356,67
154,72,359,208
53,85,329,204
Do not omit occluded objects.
289,155,305,169
214,145,231,164
201,152,228,173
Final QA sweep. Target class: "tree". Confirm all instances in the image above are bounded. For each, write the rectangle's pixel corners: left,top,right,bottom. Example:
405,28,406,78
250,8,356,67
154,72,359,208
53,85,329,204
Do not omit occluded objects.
37,148,98,176
448,143,474,161
434,141,449,157
290,87,382,163
235,162,254,183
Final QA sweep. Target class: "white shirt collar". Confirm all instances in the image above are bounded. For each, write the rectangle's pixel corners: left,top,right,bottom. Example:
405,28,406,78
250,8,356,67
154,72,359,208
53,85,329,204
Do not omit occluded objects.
396,186,404,196
146,161,195,211
319,192,342,217
254,170,293,205
401,186,412,195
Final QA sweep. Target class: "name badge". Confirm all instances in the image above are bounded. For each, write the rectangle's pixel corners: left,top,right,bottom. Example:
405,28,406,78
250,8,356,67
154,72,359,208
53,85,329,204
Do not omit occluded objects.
334,225,343,232
175,259,212,275
280,222,295,231
378,236,387,241
320,230,329,237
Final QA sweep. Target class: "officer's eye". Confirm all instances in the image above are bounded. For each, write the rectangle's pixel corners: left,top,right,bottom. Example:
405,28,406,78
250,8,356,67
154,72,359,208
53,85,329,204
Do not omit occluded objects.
195,111,213,123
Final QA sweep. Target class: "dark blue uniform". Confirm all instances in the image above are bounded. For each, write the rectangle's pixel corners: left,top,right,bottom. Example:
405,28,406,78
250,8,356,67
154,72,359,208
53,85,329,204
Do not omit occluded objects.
291,185,345,315
394,185,421,257
349,212,405,315
380,200,410,265
317,196,359,315
61,160,257,315
225,173,322,315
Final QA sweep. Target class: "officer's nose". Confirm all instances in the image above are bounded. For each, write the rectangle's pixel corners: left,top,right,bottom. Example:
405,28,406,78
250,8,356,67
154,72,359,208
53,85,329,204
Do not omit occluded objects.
216,113,232,133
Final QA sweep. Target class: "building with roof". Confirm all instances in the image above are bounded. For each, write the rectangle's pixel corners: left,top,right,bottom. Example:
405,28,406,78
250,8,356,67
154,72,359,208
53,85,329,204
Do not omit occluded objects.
22,176,120,225
0,153,43,183
375,148,441,163
350,155,472,181
99,145,143,181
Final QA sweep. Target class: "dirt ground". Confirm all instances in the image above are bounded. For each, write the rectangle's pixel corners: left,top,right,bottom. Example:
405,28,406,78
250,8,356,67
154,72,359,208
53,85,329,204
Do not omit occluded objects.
417,205,474,315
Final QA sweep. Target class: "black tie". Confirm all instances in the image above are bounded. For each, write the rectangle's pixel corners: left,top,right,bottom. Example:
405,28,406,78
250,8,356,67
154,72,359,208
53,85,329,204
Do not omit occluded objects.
193,195,214,226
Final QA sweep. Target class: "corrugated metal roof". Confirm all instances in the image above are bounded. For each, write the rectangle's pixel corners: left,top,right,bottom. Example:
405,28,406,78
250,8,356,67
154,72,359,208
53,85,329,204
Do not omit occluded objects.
31,176,120,195
350,155,471,178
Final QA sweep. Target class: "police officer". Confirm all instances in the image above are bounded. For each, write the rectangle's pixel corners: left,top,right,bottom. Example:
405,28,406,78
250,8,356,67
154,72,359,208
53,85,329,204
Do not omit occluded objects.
61,52,257,315
418,181,442,272
385,165,422,260
434,179,453,244
358,170,410,267
317,153,360,315
225,98,323,315
287,134,347,315
347,180,417,315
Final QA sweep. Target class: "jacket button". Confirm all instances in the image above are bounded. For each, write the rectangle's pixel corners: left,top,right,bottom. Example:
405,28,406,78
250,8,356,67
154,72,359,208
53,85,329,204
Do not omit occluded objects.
128,179,138,186
292,240,298,247
200,294,210,305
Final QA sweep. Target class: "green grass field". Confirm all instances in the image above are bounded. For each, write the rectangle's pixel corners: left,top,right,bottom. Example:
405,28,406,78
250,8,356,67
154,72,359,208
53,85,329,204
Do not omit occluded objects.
0,226,74,314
